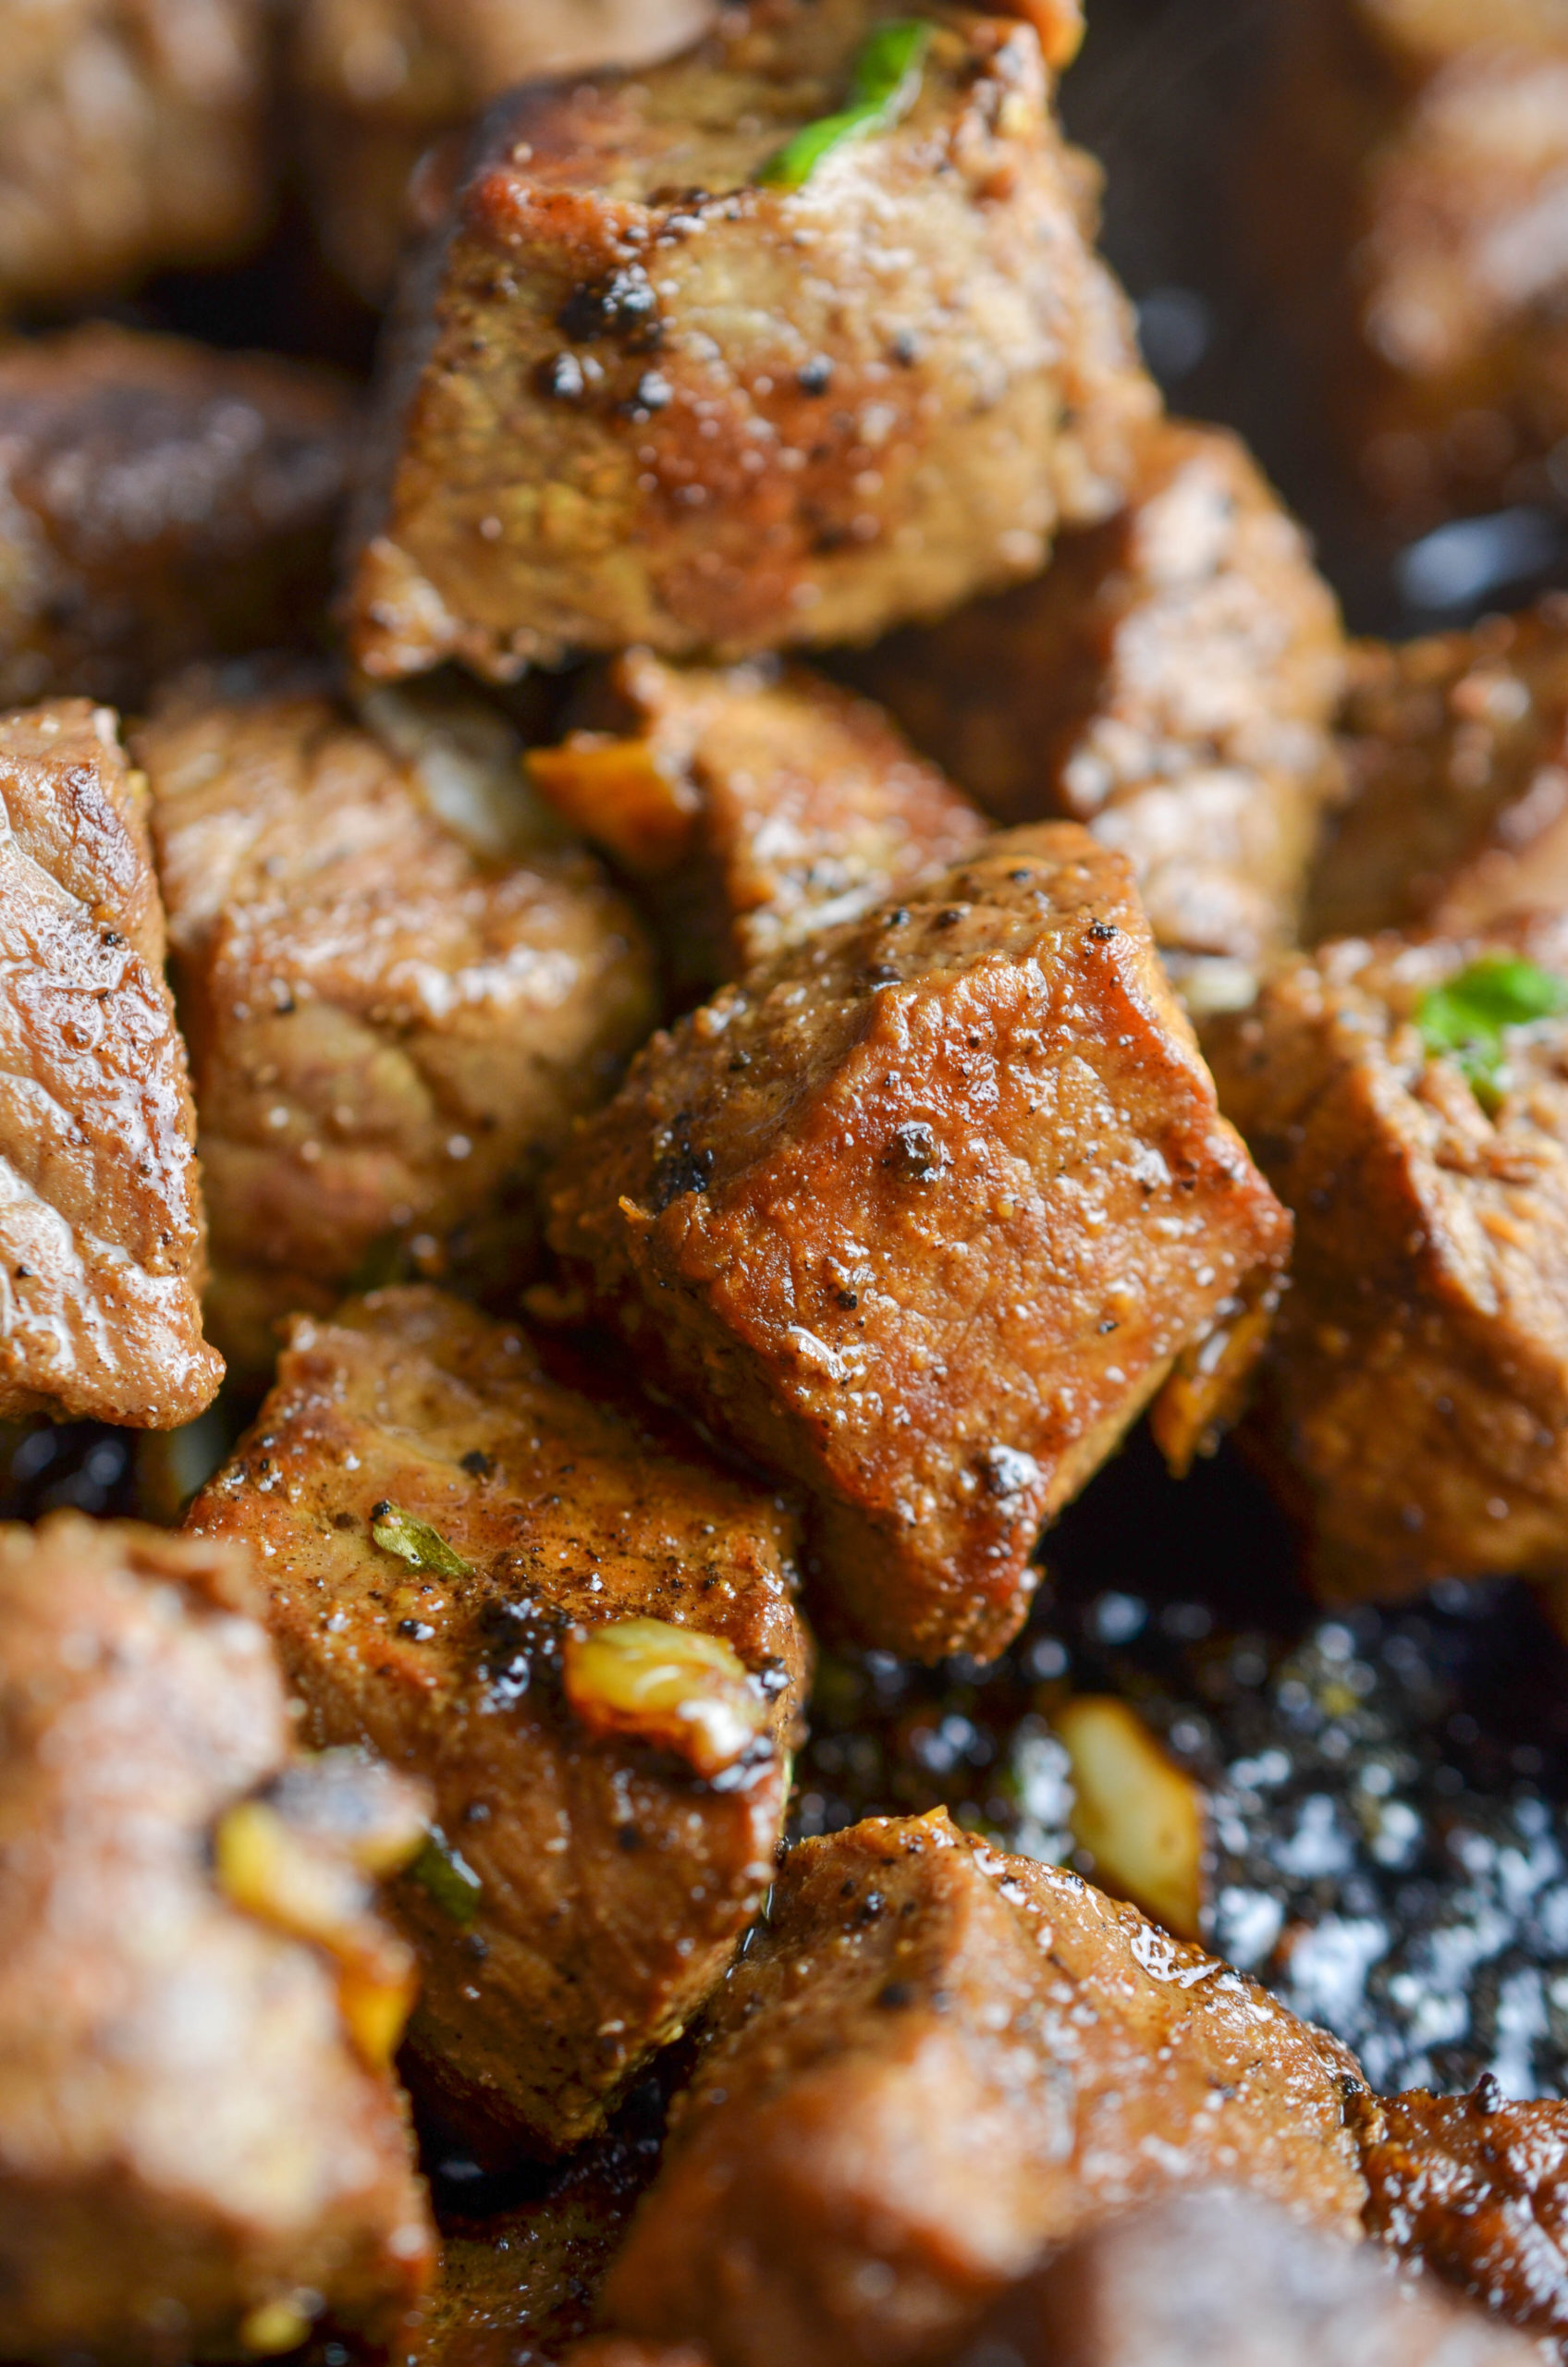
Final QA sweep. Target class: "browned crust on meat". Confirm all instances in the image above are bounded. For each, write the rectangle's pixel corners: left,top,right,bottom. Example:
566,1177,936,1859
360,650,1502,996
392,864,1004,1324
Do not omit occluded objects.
0,1515,434,2361
1207,912,1568,1595
345,0,1156,678
189,1286,810,2158
0,326,354,710
850,418,1346,962
548,824,1290,1662
604,1812,1366,2367
0,698,221,1427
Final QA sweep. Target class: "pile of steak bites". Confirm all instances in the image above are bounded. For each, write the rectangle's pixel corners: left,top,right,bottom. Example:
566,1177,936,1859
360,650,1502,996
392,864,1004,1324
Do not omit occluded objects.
17,3,1568,2363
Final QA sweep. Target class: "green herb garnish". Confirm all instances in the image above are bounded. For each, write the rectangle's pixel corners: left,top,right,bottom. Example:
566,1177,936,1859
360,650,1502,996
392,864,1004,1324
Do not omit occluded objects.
1415,956,1568,1110
409,1830,483,1925
757,19,934,190
370,1501,472,1580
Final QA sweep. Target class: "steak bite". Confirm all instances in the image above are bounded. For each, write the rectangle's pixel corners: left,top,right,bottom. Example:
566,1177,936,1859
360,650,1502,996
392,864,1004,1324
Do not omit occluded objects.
0,326,355,711
345,0,1158,681
1310,605,1568,943
1250,4,1568,527
0,696,220,1428
137,669,656,1374
601,1810,1367,2367
187,1285,810,2160
547,825,1291,1664
966,2186,1537,2367
290,0,718,303
850,419,1346,967
0,0,270,313
1350,2083,1568,2347
0,1515,434,2364
1205,913,1568,1598
530,651,988,995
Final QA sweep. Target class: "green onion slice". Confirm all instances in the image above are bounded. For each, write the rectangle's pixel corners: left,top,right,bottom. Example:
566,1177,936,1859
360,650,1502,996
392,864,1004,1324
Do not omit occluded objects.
409,1830,483,1924
758,19,934,190
1415,955,1568,1110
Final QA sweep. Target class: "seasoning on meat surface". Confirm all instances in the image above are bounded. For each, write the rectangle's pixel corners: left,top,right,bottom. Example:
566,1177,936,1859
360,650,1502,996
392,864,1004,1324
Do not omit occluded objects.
531,652,987,995
0,0,271,312
0,697,221,1428
601,1810,1367,2367
1206,914,1568,1599
850,419,1346,966
963,2185,1538,2366
290,0,718,302
137,668,656,1373
0,1515,435,2363
188,1286,810,2160
1311,604,1568,942
0,326,354,711
548,824,1291,1663
1351,2082,1568,2347
345,0,1158,681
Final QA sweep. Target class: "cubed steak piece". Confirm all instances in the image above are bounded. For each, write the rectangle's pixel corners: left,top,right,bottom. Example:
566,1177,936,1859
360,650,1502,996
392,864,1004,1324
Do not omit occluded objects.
290,0,718,302
849,420,1346,969
345,0,1157,681
547,825,1290,1663
137,668,656,1374
600,1810,1367,2367
1310,604,1568,942
0,697,220,1427
1206,914,1568,1598
1350,2082,1568,2349
0,0,270,311
187,1286,810,2159
964,2187,1537,2367
0,1515,435,2363
1248,4,1568,528
0,326,355,711
530,652,988,995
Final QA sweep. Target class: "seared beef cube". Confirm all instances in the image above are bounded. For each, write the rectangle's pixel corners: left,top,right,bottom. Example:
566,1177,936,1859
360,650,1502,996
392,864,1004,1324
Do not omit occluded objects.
530,652,987,994
0,1515,434,2362
1351,2084,1568,2349
345,0,1157,681
1347,41,1568,524
137,670,656,1374
291,0,718,302
188,1286,810,2158
1250,6,1568,527
850,420,1345,968
1311,606,1568,942
0,327,355,711
1206,914,1568,1597
548,825,1290,1663
601,1811,1366,2367
0,0,269,311
0,697,220,1427
965,2187,1537,2367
